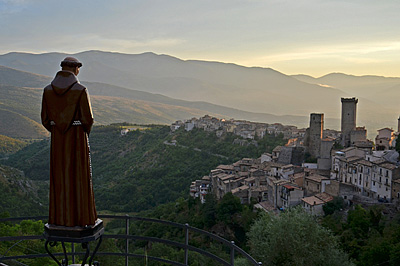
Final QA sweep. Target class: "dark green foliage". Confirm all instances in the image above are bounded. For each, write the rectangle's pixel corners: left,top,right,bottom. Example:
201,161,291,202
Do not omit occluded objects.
248,206,353,266
216,192,243,224
304,152,317,163
128,195,259,265
4,124,285,214
0,165,47,217
0,220,59,266
323,196,345,216
174,127,286,161
395,135,400,159
321,204,400,265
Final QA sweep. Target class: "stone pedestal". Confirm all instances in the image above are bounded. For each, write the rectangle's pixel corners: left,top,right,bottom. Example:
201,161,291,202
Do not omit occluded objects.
44,219,104,266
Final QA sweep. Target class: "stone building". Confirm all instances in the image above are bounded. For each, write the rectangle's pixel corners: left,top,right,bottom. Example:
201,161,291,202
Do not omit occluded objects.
375,128,395,150
341,97,358,147
307,113,324,158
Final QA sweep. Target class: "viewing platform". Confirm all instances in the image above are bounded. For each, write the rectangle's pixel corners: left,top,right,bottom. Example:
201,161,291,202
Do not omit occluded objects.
0,215,261,266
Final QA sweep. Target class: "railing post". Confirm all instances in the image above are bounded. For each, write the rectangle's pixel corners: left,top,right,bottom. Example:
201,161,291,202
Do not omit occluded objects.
230,241,235,265
126,214,129,266
71,243,75,264
185,223,189,265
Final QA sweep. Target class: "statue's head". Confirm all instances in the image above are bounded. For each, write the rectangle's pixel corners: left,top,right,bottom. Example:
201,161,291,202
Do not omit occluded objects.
60,57,82,75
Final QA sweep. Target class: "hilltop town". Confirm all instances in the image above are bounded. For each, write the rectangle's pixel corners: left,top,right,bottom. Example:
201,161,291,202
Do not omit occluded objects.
181,97,400,215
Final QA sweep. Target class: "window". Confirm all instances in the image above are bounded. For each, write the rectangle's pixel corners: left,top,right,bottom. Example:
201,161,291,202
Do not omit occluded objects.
386,170,389,177
380,177,382,183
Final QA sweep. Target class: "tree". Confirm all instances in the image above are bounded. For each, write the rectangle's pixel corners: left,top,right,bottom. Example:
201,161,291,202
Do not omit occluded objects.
395,135,400,159
323,196,345,216
216,193,242,224
247,206,354,266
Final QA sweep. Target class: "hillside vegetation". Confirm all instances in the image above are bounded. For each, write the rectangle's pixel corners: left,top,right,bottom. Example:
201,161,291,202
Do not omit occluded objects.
3,124,286,215
0,108,48,139
0,135,28,155
0,165,46,217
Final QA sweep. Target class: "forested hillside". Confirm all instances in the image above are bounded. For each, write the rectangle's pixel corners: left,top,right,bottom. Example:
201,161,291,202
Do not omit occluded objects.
2,124,286,216
0,165,46,216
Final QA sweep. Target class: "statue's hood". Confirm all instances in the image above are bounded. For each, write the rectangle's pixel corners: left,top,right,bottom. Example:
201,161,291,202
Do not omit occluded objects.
51,71,79,95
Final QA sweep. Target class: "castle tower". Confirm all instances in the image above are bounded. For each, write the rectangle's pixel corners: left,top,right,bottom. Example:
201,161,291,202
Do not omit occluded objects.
341,97,358,147
308,113,324,158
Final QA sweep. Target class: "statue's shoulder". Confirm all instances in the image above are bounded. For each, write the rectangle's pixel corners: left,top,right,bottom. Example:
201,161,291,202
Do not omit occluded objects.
43,84,52,92
71,82,86,91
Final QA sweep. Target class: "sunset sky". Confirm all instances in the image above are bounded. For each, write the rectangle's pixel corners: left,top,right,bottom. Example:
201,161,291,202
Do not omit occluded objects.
1,0,400,77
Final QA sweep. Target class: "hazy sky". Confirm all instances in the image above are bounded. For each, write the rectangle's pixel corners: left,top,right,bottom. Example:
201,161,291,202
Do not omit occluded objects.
1,0,400,77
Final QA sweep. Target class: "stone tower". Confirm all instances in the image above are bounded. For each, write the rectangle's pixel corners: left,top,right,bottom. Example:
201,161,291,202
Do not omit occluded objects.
341,97,358,147
308,113,324,158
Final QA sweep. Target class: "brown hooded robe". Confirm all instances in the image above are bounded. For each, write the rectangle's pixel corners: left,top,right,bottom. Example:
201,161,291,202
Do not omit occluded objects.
41,70,97,227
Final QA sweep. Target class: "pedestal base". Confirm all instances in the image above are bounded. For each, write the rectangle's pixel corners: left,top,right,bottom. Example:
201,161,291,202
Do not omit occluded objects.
44,219,104,241
44,219,104,266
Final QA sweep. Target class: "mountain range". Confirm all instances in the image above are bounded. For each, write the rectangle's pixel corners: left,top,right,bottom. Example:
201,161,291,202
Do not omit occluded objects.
1,50,399,139
0,64,314,139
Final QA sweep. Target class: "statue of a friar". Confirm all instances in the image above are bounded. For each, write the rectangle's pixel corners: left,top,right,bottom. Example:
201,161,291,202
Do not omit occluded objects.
41,57,97,227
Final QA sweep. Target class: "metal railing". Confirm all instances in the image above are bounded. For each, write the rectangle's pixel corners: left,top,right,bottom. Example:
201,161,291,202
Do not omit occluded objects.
0,215,261,265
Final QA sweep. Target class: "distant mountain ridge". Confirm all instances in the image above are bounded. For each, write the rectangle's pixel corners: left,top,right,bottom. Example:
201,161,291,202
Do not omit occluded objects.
0,50,348,116
1,65,330,139
1,50,399,138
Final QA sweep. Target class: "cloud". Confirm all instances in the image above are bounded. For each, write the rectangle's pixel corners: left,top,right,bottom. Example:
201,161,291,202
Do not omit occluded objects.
249,41,400,65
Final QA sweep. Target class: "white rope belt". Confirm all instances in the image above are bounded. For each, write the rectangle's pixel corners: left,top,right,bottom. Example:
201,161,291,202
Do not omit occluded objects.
49,120,82,126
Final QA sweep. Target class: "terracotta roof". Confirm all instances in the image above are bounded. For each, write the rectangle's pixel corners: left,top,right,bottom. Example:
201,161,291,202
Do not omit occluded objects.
374,159,388,165
273,179,290,185
220,174,235,181
217,165,235,171
380,162,397,170
232,185,249,194
315,192,334,202
341,147,356,152
302,196,325,206
283,184,301,190
251,185,269,192
305,174,329,183
347,156,363,162
378,128,394,132
272,146,283,152
358,160,373,167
